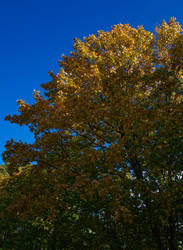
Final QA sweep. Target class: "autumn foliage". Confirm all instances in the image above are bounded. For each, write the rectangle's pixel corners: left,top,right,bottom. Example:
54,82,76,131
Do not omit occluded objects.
1,17,183,249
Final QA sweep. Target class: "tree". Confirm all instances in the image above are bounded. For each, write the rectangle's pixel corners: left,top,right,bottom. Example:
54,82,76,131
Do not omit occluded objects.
2,17,183,249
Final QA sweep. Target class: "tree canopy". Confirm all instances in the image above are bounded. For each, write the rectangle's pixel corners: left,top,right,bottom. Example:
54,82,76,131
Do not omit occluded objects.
1,17,183,249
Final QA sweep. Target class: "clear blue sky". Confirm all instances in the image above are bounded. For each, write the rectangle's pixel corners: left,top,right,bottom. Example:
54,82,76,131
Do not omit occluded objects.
1,0,183,164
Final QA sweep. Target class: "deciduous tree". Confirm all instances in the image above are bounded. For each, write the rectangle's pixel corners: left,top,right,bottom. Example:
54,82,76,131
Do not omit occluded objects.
2,17,183,249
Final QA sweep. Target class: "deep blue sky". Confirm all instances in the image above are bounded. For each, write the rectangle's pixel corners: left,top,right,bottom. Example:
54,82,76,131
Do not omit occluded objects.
1,0,183,164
